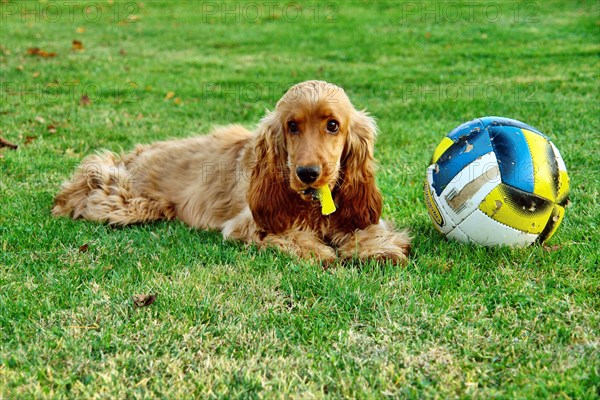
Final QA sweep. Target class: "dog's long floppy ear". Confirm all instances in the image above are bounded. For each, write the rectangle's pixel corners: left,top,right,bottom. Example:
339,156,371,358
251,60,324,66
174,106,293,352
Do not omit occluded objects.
333,109,383,232
247,110,299,234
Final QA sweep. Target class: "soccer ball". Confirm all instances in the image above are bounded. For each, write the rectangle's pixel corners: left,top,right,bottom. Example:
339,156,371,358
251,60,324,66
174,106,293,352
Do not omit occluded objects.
424,117,569,246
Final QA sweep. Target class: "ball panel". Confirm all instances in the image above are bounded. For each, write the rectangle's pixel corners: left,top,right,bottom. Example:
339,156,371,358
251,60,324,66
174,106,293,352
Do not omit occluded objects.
432,127,493,196
479,116,545,137
522,128,559,202
550,142,570,205
435,151,501,227
447,118,485,141
479,183,554,234
488,125,535,194
431,137,454,164
537,204,566,244
551,142,568,172
425,169,454,235
446,225,470,243
458,209,538,246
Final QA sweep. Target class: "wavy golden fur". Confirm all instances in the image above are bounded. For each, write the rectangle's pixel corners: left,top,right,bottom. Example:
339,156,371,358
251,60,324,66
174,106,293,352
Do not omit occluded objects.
53,81,410,263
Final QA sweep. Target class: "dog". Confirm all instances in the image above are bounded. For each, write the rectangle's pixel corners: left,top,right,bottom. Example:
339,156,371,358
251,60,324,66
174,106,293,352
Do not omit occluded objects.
53,80,410,263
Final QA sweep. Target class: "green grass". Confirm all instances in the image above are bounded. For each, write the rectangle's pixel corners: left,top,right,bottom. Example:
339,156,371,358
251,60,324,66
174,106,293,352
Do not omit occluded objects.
1,0,599,398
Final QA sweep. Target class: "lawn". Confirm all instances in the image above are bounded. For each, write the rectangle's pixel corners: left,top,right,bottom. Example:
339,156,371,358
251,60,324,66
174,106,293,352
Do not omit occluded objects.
1,0,599,398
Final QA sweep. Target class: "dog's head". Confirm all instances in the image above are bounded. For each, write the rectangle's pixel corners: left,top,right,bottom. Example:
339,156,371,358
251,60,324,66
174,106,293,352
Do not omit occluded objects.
250,80,382,233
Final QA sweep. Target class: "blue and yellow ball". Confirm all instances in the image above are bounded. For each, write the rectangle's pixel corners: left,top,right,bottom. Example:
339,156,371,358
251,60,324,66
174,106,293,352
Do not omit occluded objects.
424,116,569,246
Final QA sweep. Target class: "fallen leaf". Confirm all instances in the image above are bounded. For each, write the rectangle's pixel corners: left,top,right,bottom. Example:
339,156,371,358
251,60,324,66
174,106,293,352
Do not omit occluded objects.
119,48,127,55
72,40,84,51
174,97,182,105
0,137,18,150
133,294,156,308
35,116,46,124
76,27,86,33
16,65,24,71
543,244,562,252
79,243,89,252
27,48,57,58
32,71,40,78
47,124,57,134
24,135,37,145
165,91,175,100
80,95,91,106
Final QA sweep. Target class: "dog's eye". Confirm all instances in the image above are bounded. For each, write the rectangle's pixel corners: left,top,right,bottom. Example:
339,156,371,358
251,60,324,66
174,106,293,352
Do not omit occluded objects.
288,121,299,134
326,119,339,134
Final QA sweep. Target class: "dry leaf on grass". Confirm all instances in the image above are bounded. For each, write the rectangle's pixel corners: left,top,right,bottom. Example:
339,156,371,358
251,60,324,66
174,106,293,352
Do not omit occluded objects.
80,95,91,106
47,125,57,134
165,91,175,100
27,48,57,58
543,244,562,252
24,136,37,145
72,40,84,51
0,137,18,150
133,294,156,308
79,243,89,253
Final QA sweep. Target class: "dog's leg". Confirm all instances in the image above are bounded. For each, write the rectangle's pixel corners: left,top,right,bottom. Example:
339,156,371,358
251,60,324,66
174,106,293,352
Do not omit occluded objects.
222,208,336,262
261,228,338,263
332,220,411,264
52,152,175,225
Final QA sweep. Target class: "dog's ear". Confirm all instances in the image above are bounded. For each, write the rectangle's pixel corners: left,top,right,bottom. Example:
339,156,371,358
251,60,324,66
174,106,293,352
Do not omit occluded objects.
333,110,383,232
248,110,298,234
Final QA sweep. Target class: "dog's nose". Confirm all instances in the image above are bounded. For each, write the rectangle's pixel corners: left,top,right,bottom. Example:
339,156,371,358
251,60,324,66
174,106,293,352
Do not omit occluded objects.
296,165,321,184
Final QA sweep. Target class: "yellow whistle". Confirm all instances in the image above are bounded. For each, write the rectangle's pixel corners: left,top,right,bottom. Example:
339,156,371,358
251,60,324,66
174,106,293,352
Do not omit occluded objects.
315,185,336,215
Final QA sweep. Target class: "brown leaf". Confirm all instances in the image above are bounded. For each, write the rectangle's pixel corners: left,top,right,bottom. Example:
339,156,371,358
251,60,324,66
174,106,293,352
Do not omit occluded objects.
133,294,156,308
24,135,37,145
27,48,57,58
165,91,175,100
174,97,182,105
80,95,91,106
0,137,18,150
79,243,89,253
72,40,84,51
119,48,127,55
76,27,86,33
47,124,57,134
32,71,40,78
543,244,562,252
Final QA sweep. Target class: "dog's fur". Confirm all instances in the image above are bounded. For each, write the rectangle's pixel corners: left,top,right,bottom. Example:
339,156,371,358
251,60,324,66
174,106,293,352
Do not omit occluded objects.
53,81,410,263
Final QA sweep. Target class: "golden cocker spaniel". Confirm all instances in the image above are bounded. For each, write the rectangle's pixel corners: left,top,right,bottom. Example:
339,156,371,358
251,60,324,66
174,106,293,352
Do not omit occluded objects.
53,81,410,263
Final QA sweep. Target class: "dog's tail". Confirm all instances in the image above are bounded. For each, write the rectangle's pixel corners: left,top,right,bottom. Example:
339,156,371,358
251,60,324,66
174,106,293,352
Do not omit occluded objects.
52,150,175,225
